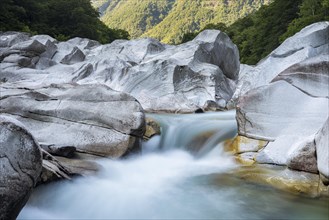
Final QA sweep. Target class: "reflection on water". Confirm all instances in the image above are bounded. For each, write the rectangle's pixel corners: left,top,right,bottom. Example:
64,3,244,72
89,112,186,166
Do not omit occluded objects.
18,111,329,219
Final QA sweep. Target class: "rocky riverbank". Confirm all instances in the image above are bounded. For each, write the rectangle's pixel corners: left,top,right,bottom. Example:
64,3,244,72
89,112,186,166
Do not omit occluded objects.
228,22,328,196
1,22,328,218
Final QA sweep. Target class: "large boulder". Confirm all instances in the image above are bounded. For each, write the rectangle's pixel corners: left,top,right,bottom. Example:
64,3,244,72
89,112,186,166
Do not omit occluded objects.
236,22,329,178
232,21,329,102
0,30,239,112
0,84,145,158
0,115,42,220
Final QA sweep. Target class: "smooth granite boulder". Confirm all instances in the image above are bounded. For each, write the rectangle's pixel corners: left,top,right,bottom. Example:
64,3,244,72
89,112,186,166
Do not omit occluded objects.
0,115,42,220
0,29,239,112
236,23,329,177
232,22,329,102
272,54,329,98
237,80,328,141
0,84,145,158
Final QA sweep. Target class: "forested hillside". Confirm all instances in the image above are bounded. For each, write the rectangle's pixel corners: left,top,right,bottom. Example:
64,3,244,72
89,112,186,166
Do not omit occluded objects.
97,0,273,44
182,0,329,64
0,0,128,43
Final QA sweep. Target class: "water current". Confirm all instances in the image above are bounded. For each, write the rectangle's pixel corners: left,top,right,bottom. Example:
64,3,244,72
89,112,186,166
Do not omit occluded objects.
18,111,329,219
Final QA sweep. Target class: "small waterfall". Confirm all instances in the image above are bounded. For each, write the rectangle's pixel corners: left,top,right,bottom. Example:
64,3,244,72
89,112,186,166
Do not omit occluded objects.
143,110,237,155
18,111,329,219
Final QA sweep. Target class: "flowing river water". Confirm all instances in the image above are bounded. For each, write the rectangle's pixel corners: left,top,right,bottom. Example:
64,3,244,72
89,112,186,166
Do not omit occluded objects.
19,111,329,219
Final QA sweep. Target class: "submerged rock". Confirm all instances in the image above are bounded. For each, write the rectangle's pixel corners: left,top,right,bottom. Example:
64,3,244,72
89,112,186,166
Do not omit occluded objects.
233,164,328,197
0,115,42,220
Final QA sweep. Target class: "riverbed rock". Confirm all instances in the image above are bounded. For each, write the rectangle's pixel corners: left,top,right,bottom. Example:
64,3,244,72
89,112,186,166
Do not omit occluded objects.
0,115,42,220
236,22,329,178
228,136,268,154
0,29,239,112
0,83,145,158
233,164,326,197
143,117,161,140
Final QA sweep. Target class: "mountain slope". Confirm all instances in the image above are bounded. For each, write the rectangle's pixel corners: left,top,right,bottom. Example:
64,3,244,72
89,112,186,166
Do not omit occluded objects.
100,0,175,38
144,0,273,44
97,0,273,43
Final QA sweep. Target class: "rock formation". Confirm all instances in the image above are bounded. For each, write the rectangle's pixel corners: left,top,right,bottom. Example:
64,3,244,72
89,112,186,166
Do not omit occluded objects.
0,116,42,220
0,84,145,158
0,30,239,113
235,22,329,183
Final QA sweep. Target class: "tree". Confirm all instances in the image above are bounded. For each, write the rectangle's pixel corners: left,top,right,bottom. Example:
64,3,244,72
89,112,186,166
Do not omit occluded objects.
0,0,129,43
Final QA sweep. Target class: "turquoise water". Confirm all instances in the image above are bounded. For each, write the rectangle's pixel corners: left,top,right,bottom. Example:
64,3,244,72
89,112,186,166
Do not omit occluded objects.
18,111,329,219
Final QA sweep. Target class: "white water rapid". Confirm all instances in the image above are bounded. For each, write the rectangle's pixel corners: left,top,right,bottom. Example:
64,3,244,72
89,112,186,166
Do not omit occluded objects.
18,111,329,219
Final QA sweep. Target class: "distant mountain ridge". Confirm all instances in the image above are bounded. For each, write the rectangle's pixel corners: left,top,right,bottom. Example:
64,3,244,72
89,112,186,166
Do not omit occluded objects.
91,0,273,44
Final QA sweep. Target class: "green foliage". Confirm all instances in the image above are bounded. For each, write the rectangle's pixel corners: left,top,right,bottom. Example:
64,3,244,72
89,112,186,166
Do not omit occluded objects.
100,0,273,44
182,0,328,64
101,0,176,38
280,0,329,41
182,0,317,65
0,0,129,43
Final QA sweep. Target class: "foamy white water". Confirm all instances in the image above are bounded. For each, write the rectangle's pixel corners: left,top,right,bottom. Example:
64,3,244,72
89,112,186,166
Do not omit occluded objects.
18,111,329,219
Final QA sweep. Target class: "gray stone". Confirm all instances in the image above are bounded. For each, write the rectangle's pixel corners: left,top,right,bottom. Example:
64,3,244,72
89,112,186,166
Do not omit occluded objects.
203,100,220,111
0,115,42,220
287,136,318,173
272,55,329,98
0,30,239,113
237,81,328,141
40,144,76,158
315,118,329,181
232,22,329,101
60,46,85,65
0,84,145,158
0,32,30,48
236,23,329,175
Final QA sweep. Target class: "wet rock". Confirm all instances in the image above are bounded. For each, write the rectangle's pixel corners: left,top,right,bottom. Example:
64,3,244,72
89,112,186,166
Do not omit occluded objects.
235,152,257,166
229,135,268,154
233,164,325,197
203,100,220,111
0,115,42,220
194,108,204,113
143,117,161,140
54,155,101,176
0,84,145,158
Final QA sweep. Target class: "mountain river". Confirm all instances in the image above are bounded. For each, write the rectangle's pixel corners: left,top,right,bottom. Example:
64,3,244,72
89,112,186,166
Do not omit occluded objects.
18,111,329,219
